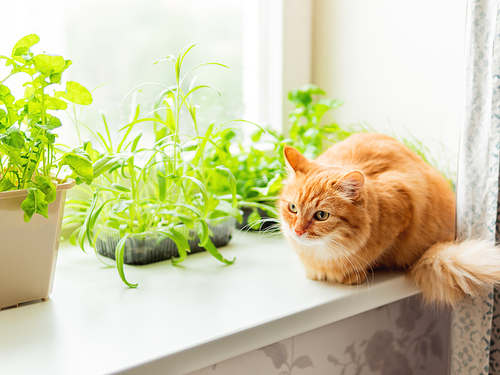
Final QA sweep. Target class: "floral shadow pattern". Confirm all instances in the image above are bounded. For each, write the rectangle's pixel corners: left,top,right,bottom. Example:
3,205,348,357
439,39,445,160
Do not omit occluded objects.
328,298,444,375
259,337,314,375
188,296,450,375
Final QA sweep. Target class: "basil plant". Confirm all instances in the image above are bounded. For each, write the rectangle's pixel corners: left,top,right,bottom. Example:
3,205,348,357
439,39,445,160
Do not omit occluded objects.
0,34,94,222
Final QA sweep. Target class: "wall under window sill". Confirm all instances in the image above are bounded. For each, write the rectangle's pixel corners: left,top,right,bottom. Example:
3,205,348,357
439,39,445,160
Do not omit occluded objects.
0,231,421,375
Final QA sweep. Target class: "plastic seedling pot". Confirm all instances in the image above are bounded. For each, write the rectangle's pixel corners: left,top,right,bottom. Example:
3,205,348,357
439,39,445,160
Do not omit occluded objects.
95,217,235,265
0,180,75,310
236,206,278,232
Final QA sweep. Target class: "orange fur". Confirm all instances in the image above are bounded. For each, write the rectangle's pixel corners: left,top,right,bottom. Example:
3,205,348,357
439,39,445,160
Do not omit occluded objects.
279,133,500,305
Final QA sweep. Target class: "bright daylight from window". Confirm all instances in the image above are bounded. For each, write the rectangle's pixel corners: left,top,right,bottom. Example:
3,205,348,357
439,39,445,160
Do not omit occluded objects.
1,1,477,374
0,0,245,146
0,0,463,288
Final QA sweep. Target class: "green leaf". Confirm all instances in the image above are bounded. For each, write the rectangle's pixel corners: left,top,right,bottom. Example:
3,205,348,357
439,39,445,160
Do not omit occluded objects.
201,235,235,265
34,175,56,204
88,198,114,235
21,187,48,222
130,132,142,152
208,197,220,212
0,126,25,149
157,170,167,201
43,97,68,111
288,89,312,107
318,98,344,110
251,129,263,142
160,227,190,265
60,81,93,105
248,210,262,230
115,234,138,288
222,129,236,141
238,201,277,216
184,176,209,219
69,227,80,246
92,155,123,177
180,85,220,109
0,179,16,192
33,54,67,75
60,151,93,185
111,183,131,192
0,85,14,105
119,224,128,238
300,83,326,96
83,139,94,156
12,34,39,63
197,220,210,247
214,200,242,223
112,199,133,213
251,173,283,197
180,62,229,86
50,72,62,84
39,114,62,130
157,210,195,228
79,190,99,252
303,127,320,139
215,166,238,208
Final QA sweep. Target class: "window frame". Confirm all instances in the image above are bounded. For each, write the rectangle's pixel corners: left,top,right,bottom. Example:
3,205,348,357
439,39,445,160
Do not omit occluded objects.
242,0,313,135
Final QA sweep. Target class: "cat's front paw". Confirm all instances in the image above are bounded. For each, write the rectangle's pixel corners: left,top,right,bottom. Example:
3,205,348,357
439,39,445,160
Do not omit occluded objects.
305,269,326,281
340,271,367,285
306,268,345,283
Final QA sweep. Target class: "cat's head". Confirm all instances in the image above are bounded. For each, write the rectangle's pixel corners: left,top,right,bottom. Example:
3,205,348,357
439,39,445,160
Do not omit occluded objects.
279,146,369,254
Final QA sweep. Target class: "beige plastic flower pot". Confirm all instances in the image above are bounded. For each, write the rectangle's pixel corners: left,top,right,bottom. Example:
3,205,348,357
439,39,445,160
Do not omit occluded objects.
0,180,75,310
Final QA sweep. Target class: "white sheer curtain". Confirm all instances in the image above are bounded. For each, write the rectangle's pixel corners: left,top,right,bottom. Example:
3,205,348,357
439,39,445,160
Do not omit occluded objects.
452,0,500,373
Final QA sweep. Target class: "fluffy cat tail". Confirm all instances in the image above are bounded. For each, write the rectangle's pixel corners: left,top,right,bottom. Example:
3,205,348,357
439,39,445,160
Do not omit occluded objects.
408,239,500,305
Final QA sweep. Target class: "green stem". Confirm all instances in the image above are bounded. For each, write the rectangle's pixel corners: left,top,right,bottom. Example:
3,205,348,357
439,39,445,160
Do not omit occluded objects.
40,87,48,177
20,128,42,188
173,87,180,176
143,183,175,230
0,71,16,86
72,104,82,145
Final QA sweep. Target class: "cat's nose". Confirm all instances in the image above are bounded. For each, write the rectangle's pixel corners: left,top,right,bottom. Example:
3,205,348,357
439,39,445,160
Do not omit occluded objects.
295,229,306,237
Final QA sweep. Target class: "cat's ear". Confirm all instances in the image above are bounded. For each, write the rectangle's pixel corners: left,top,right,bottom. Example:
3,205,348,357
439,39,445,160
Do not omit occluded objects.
334,171,365,200
283,145,312,175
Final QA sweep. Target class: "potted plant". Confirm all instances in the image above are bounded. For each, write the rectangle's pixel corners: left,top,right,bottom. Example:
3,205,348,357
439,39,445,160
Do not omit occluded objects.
64,45,246,288
205,128,283,231
206,84,360,231
0,35,93,309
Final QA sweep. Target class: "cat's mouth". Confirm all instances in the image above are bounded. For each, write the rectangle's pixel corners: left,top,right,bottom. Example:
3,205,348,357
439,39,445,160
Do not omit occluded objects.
289,229,320,245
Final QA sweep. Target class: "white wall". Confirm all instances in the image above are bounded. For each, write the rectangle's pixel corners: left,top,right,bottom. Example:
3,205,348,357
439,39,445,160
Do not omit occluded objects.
312,0,467,172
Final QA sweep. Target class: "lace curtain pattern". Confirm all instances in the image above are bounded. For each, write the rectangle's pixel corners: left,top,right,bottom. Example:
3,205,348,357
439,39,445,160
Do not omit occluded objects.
452,0,500,373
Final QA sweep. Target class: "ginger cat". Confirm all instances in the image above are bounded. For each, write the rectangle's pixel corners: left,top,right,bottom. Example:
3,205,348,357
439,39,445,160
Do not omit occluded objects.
280,133,500,305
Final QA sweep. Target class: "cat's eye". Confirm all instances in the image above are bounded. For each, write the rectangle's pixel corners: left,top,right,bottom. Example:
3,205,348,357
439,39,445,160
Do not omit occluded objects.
288,203,298,213
314,211,330,221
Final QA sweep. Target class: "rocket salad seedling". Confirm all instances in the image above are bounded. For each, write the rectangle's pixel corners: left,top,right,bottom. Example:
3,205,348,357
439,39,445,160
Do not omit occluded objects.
64,45,246,287
0,34,94,221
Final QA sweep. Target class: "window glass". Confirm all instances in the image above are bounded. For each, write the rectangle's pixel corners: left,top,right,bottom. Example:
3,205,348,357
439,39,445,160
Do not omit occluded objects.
0,0,244,146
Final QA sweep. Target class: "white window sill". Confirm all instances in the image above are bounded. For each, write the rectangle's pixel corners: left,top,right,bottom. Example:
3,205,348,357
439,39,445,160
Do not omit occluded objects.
0,231,420,375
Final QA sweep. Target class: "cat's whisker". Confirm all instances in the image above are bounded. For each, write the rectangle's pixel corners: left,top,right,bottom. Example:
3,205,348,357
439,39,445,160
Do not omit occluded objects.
326,241,350,284
335,236,373,284
328,236,373,292
257,230,282,242
239,217,280,235
332,242,363,297
235,226,253,236
328,239,367,293
348,232,376,287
